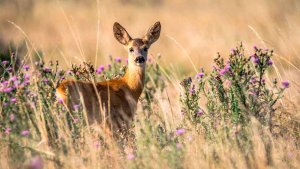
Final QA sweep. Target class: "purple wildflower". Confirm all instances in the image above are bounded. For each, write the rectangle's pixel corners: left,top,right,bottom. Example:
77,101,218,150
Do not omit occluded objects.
4,128,11,135
24,74,30,80
253,57,260,64
2,80,9,86
230,48,236,55
43,67,51,73
176,143,183,149
115,57,122,63
58,98,64,104
253,45,258,51
73,118,79,123
42,79,49,84
10,114,15,121
196,72,204,78
6,67,13,72
73,104,80,110
250,77,257,84
219,63,231,76
2,87,13,93
189,88,195,95
23,65,30,71
10,76,17,82
3,102,9,107
21,130,30,137
94,141,100,149
96,65,105,74
127,153,135,160
219,68,228,76
267,59,273,65
29,156,43,169
282,81,290,88
107,64,111,69
197,110,204,116
2,60,9,65
23,80,30,86
175,128,185,135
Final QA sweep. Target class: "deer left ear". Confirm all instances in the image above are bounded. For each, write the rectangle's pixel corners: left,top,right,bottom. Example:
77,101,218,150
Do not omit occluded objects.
113,22,132,45
144,21,161,45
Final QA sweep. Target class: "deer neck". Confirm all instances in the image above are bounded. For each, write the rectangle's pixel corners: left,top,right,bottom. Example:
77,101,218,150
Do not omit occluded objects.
123,63,146,101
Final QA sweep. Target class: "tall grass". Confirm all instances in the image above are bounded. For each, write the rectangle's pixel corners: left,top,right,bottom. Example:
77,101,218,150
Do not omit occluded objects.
0,43,299,169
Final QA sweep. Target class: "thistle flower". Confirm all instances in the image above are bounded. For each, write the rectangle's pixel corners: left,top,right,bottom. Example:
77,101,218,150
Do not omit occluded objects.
94,141,100,149
43,67,51,73
73,104,80,110
2,87,13,93
42,79,49,84
219,63,231,76
2,81,9,86
115,57,122,63
107,64,111,69
1,60,9,65
73,118,79,123
6,67,12,72
197,110,204,116
23,80,30,86
21,130,30,137
23,65,30,71
230,48,236,55
96,65,105,74
253,45,258,51
282,81,290,88
28,156,43,169
24,74,30,80
58,98,64,104
10,76,17,82
175,128,185,135
250,77,257,84
253,57,260,64
4,128,11,135
189,88,195,95
176,143,183,149
127,153,135,160
3,102,9,107
267,59,273,65
219,68,227,76
196,72,204,78
10,114,15,121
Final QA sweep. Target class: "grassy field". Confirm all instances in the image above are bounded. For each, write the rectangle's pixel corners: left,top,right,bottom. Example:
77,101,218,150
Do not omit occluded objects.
0,0,300,168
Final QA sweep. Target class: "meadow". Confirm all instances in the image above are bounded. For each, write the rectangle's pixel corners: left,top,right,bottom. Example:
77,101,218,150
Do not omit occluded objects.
0,0,300,168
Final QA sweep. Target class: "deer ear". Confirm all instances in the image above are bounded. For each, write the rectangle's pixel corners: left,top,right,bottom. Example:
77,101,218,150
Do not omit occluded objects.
113,22,132,45
144,21,161,45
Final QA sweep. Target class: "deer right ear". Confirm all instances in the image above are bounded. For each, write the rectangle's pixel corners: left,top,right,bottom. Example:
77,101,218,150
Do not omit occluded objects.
113,22,132,45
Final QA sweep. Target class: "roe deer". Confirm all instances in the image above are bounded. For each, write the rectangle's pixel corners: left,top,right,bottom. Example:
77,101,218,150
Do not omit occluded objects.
56,22,161,135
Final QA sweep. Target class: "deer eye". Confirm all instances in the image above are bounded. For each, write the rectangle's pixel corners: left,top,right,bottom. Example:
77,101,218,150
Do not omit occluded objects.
129,48,134,53
143,47,148,52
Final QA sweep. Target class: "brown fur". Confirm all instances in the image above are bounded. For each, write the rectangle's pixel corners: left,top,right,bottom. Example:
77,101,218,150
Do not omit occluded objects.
56,21,160,136
56,72,143,132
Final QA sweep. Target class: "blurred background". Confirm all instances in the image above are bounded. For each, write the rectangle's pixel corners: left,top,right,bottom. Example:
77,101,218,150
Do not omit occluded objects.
1,0,300,96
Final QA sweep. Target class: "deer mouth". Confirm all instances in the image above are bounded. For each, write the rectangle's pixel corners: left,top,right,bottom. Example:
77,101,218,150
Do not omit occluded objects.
134,56,146,64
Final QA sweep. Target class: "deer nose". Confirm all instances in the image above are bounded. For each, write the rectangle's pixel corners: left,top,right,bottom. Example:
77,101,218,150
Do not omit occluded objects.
134,56,145,63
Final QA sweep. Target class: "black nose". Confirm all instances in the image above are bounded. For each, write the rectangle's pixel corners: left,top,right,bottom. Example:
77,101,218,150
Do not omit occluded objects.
134,56,145,63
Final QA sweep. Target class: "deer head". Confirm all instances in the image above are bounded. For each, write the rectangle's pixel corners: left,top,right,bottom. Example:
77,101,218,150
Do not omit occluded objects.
113,21,161,68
